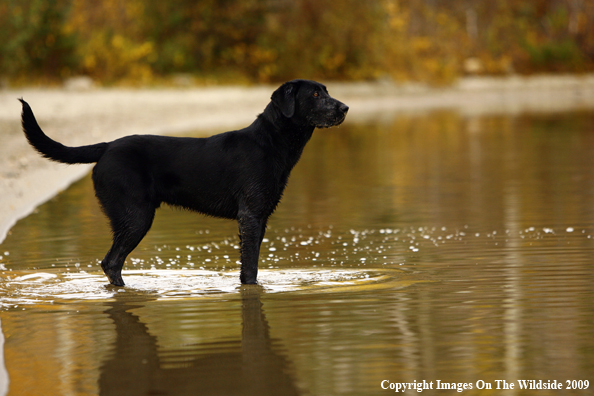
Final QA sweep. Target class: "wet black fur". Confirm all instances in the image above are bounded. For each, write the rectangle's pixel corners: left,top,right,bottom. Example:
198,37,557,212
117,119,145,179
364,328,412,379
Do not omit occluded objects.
19,80,348,286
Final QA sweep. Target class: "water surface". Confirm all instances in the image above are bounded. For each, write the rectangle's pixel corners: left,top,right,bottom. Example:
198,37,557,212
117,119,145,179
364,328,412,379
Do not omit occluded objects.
1,110,594,395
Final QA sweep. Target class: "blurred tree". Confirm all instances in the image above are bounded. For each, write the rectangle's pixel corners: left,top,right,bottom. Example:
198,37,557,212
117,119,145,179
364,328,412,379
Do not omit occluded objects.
0,0,592,85
64,0,155,83
0,0,76,82
142,0,269,80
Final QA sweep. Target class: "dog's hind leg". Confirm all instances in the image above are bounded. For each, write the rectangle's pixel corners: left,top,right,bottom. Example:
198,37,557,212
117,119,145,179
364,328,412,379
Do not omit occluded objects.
99,202,156,286
92,159,158,286
238,210,268,285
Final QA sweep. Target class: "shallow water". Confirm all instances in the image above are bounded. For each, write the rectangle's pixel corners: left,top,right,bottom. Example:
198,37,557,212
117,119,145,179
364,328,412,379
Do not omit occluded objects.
1,110,594,395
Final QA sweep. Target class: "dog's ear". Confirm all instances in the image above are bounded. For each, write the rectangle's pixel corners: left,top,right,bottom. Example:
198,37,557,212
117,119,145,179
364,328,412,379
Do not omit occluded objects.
271,81,296,118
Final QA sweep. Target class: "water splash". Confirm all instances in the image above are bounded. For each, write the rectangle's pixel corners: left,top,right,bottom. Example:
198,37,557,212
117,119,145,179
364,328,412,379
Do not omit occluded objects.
0,267,410,308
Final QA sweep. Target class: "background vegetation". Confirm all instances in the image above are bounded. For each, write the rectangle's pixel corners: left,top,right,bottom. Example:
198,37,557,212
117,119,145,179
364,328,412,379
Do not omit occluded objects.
1,0,593,86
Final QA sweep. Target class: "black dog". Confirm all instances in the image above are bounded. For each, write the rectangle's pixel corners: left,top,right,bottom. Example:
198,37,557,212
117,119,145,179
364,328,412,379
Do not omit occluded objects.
20,79,348,286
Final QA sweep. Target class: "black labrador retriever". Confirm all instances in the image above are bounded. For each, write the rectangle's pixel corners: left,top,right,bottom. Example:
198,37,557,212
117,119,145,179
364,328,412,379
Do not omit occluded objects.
20,79,348,286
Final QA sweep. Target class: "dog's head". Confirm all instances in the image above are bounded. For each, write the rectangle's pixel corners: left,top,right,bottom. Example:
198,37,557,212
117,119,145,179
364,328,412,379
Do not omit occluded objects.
271,80,349,128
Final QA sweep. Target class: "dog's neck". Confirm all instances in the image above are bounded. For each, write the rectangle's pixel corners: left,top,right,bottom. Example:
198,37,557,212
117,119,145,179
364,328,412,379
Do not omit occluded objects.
258,102,315,142
254,101,315,168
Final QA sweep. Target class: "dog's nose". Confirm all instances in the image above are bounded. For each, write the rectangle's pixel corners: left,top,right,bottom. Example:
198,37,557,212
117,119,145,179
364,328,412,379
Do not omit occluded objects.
339,103,349,113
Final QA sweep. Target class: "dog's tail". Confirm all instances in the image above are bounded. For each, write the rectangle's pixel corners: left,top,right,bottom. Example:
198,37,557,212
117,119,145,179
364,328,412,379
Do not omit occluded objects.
19,99,108,164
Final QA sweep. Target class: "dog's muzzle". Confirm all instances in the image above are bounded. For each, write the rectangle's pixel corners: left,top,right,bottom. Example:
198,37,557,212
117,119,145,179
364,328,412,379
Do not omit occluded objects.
315,102,349,128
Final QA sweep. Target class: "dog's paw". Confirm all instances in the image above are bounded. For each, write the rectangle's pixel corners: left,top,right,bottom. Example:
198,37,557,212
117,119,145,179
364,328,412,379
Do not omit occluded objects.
240,273,258,285
107,273,125,287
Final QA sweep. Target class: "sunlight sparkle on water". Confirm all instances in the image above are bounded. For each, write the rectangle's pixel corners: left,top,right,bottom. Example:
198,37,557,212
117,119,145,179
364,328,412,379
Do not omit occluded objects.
0,267,404,308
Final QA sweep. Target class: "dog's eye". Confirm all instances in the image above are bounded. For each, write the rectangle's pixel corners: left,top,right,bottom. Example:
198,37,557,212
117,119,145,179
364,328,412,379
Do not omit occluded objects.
313,92,319,97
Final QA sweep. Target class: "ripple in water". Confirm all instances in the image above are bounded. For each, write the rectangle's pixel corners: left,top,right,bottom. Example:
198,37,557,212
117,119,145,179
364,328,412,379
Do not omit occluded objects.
0,267,411,308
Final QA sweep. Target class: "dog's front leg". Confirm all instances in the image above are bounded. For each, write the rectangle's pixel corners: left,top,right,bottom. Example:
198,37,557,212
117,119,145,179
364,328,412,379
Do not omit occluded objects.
237,210,267,284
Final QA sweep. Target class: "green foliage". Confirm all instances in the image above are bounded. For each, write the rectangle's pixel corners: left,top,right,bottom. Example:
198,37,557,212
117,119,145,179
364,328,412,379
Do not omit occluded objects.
1,0,593,86
0,0,76,82
525,39,585,71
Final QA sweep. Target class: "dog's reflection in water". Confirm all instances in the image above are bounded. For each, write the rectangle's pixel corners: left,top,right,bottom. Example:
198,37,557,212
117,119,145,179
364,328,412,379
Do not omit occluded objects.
99,287,301,396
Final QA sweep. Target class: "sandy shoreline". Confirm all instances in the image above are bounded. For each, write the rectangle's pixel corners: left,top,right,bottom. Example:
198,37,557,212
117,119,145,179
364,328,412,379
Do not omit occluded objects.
2,74,594,243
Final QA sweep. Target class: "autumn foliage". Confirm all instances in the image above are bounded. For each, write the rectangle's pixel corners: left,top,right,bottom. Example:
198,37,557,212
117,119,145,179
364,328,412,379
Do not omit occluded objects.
1,0,593,85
